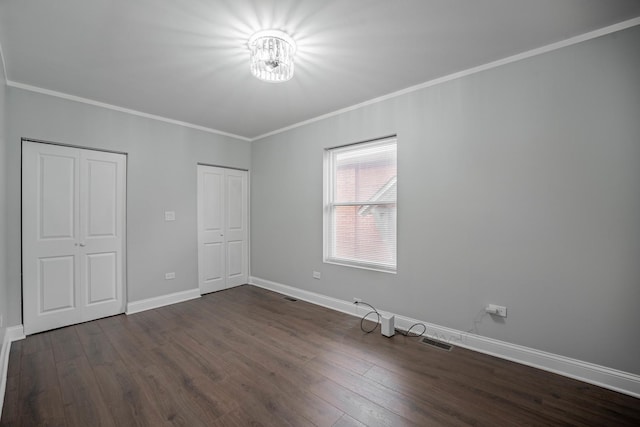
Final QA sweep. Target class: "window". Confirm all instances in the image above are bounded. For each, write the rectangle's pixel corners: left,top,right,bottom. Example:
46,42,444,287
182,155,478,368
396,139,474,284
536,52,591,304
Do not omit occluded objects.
324,137,397,272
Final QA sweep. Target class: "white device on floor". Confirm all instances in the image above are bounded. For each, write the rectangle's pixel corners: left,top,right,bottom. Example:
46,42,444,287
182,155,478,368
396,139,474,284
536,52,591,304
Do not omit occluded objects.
381,313,395,337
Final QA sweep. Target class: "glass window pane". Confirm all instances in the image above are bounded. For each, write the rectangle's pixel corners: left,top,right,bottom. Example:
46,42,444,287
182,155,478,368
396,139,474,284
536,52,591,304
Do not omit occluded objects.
335,142,397,203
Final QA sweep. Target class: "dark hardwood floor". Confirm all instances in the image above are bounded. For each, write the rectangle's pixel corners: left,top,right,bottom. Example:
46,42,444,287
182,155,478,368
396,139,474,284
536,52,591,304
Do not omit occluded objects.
2,285,639,426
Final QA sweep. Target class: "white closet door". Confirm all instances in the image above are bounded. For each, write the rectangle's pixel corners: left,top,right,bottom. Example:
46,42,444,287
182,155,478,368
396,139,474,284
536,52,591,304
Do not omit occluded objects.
22,141,126,335
197,165,248,294
224,168,248,288
198,166,226,293
78,149,126,321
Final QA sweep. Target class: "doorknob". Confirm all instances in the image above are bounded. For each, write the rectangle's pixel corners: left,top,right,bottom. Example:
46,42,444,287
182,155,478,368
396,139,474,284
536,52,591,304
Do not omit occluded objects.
79,243,86,247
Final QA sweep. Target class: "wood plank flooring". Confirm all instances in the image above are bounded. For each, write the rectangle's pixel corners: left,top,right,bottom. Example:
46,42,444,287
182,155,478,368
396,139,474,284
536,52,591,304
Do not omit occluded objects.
2,285,639,426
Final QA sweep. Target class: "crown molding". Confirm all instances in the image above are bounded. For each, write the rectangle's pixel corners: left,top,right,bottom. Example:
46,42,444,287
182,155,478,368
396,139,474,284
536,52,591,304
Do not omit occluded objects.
5,80,251,142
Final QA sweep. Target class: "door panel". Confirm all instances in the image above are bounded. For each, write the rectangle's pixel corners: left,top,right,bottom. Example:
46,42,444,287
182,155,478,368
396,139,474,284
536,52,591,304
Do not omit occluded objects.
227,240,243,278
227,174,244,230
23,141,126,335
39,256,75,312
86,159,118,237
86,252,117,304
197,165,248,293
39,154,76,239
203,172,223,232
203,243,223,282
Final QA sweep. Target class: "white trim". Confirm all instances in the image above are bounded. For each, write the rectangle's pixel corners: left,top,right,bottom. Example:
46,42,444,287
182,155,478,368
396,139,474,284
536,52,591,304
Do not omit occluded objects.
250,17,640,142
5,81,251,142
249,276,640,399
125,288,201,315
5,325,25,343
0,332,8,418
251,276,362,317
0,326,26,418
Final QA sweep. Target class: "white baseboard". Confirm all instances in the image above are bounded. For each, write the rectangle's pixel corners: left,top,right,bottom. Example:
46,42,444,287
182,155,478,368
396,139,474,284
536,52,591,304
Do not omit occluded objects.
6,325,25,343
249,276,640,399
126,288,201,315
1,325,26,418
251,276,362,317
0,329,9,419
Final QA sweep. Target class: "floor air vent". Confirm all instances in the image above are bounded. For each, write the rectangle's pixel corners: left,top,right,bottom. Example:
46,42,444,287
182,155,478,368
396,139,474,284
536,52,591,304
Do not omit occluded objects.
283,296,298,302
420,337,453,351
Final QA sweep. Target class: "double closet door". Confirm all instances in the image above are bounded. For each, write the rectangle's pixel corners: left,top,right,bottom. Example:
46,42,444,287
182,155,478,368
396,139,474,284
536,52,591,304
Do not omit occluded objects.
22,141,126,335
197,165,248,294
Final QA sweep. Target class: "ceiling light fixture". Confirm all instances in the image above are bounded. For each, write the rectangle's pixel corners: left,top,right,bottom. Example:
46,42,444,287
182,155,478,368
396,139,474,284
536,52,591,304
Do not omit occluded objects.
248,30,296,83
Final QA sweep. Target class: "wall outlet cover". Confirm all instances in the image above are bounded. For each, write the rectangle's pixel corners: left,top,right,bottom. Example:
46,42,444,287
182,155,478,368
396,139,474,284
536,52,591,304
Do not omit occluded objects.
487,304,507,317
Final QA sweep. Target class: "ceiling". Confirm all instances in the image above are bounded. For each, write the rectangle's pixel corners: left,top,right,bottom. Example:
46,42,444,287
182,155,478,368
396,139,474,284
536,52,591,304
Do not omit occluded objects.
1,0,640,140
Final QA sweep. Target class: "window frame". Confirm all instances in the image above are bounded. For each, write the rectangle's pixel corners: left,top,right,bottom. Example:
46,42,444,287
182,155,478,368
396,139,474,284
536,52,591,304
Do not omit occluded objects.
323,136,397,273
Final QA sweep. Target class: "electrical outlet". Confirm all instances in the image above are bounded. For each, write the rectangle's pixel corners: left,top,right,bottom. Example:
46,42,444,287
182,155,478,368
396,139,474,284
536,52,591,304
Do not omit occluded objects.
165,272,176,280
486,304,507,317
312,271,321,279
164,211,176,221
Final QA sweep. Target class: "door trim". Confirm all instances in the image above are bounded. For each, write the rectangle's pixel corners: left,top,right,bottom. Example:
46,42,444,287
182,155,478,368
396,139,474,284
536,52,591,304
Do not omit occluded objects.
22,137,128,155
197,162,248,172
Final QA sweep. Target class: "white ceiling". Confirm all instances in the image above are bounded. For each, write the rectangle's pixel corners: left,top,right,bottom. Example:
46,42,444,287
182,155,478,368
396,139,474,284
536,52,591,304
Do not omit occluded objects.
2,0,640,140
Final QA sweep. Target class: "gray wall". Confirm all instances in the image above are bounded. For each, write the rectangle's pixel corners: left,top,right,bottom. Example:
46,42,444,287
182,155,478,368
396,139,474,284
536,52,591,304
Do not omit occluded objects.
6,88,251,326
0,52,8,345
251,25,640,374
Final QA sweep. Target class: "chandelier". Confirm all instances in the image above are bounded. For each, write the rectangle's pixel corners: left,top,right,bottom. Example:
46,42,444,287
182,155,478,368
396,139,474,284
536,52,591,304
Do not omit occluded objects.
248,30,296,83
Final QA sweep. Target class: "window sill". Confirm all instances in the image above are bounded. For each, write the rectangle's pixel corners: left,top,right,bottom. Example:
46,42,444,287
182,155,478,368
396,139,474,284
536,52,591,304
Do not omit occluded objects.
323,258,397,274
